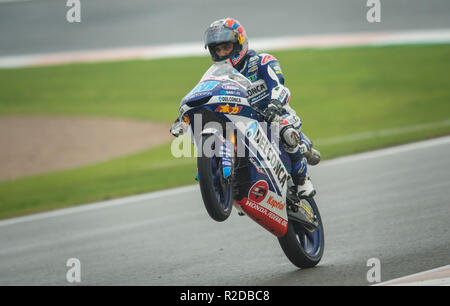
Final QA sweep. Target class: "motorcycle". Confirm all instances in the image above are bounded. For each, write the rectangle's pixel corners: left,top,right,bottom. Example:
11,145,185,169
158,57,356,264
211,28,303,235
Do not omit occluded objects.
173,61,324,268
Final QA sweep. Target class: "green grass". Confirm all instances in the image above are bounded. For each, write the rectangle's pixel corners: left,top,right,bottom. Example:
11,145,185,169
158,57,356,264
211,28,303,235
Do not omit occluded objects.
0,143,196,219
0,56,211,122
0,44,449,220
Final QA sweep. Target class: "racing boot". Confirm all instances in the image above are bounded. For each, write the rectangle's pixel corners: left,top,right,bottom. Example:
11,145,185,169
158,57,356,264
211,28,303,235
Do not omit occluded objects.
290,153,316,199
282,126,317,199
296,175,316,199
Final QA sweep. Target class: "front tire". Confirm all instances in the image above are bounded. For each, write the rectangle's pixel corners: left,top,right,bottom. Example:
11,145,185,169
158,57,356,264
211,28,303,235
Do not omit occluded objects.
278,197,324,268
197,135,233,222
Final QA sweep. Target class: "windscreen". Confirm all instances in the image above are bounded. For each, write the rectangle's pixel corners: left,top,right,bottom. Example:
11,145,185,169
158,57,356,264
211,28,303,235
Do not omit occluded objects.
199,60,252,89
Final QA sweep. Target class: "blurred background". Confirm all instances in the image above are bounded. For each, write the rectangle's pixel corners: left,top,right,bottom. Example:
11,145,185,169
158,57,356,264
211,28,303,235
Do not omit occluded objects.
1,0,450,55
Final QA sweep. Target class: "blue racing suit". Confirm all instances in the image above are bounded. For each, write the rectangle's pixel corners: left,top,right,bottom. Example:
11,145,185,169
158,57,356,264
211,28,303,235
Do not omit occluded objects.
237,49,313,185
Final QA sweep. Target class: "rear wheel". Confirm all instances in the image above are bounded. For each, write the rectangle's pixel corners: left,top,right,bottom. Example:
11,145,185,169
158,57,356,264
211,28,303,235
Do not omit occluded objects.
278,197,324,268
197,134,233,222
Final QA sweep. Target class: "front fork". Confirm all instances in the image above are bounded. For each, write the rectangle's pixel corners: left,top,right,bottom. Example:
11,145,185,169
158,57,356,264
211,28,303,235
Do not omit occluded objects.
195,130,235,182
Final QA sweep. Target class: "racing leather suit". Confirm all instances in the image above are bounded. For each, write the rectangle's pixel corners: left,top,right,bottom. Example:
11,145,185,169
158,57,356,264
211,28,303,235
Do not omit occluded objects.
235,49,315,185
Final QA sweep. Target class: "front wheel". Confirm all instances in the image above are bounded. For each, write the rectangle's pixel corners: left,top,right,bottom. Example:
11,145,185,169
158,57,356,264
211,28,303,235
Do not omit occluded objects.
197,135,233,222
278,197,324,268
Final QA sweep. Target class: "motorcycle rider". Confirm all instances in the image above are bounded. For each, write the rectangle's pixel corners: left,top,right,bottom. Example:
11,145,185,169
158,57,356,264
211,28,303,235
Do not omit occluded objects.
172,18,320,199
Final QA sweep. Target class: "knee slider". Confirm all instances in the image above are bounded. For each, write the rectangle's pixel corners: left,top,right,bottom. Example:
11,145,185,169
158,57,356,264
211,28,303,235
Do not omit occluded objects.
280,126,300,151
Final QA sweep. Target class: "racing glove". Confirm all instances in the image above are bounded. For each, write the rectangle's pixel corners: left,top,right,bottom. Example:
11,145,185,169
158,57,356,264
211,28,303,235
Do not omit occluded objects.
170,118,184,137
263,99,284,123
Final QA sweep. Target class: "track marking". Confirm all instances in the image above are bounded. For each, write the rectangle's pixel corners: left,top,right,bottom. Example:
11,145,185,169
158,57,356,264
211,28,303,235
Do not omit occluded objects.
320,135,450,167
0,135,448,227
1,29,450,68
0,185,198,227
374,265,450,286
0,0,34,3
315,119,450,146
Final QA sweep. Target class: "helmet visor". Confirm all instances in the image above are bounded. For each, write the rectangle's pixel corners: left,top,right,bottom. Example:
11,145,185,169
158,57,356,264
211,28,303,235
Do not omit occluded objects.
204,29,235,48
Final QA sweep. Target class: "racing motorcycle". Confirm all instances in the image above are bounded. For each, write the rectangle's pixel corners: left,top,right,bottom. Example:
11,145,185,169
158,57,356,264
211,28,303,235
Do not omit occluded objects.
172,61,324,268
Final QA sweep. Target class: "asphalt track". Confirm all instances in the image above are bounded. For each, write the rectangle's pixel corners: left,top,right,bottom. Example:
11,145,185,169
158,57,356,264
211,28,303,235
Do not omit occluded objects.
1,0,450,56
0,137,449,286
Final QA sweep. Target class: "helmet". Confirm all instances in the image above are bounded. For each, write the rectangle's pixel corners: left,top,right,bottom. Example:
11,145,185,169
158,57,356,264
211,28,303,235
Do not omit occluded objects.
204,18,248,67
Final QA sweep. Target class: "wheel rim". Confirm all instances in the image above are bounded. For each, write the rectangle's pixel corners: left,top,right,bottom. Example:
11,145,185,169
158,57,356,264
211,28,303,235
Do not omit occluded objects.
293,204,323,257
211,156,232,212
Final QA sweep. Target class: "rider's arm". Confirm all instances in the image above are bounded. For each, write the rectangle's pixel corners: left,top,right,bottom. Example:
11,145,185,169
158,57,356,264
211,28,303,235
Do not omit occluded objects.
259,54,291,106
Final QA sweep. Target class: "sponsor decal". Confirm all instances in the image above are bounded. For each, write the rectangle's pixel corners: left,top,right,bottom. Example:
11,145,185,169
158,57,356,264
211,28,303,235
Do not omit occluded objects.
252,128,288,189
244,199,287,227
272,86,288,103
278,89,288,102
220,90,242,96
248,180,268,203
190,81,220,95
246,121,258,138
231,44,248,66
248,73,258,82
223,85,241,90
249,56,259,64
280,119,291,126
251,92,270,103
188,91,212,100
261,54,276,65
299,201,314,223
266,196,285,210
218,96,242,103
246,81,267,98
246,199,268,214
273,65,282,74
215,104,242,114
248,65,258,73
223,90,243,96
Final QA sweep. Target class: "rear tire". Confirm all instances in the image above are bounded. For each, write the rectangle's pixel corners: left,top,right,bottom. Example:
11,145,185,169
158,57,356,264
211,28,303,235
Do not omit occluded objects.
278,197,324,268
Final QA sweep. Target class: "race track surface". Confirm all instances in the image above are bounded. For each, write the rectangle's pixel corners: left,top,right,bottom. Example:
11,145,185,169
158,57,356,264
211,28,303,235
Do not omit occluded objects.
1,0,450,56
1,137,449,285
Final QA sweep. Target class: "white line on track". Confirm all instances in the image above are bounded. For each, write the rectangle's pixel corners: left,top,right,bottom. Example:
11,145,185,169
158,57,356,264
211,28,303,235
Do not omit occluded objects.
0,0,34,3
319,135,450,167
375,265,450,286
315,119,450,146
0,184,198,227
0,135,448,228
1,29,450,68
